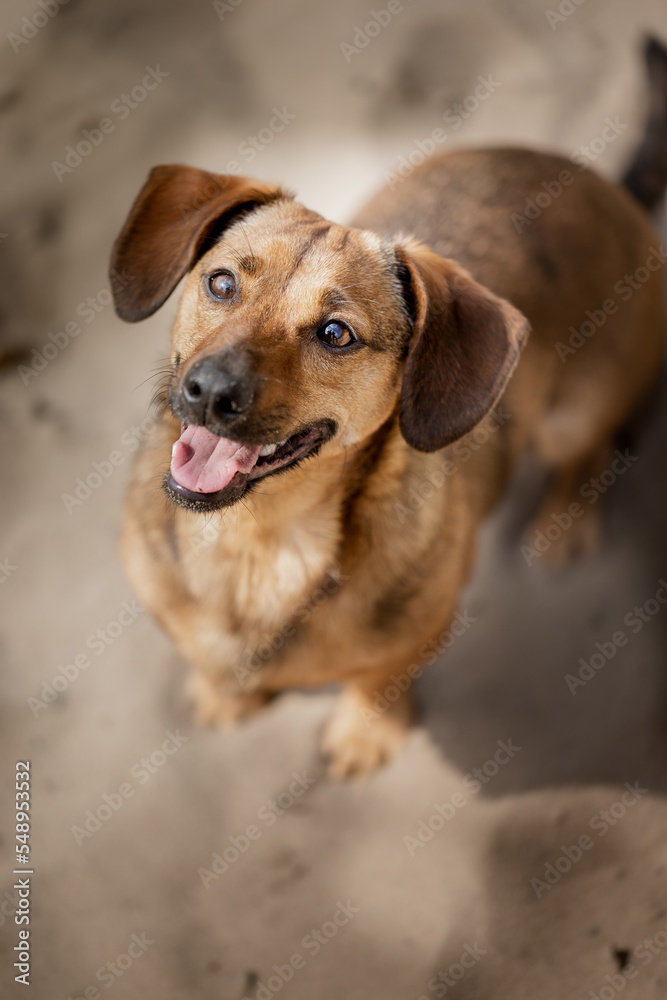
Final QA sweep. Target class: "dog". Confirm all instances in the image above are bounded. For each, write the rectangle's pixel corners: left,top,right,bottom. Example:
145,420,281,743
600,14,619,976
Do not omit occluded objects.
110,38,667,777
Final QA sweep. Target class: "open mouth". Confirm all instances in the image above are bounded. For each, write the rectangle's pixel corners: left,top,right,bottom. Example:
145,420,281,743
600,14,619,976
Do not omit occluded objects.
164,421,334,511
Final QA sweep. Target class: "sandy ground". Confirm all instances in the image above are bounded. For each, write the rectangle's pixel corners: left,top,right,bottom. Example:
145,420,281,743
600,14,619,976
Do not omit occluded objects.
3,0,667,997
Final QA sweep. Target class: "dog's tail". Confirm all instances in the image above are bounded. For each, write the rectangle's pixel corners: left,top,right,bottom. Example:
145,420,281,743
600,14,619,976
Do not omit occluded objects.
623,36,667,212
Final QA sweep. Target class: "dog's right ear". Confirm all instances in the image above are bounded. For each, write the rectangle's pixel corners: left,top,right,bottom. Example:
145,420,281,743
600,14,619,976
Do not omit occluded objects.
395,240,529,452
110,165,287,322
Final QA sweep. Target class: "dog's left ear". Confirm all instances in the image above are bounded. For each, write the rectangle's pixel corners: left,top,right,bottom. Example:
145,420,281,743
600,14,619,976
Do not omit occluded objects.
395,241,530,452
110,164,287,322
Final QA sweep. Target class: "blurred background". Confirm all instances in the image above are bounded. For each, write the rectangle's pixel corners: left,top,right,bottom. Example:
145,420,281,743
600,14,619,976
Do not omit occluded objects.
3,0,667,997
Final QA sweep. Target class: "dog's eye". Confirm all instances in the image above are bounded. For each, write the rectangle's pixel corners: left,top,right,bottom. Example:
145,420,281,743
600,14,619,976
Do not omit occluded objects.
317,321,355,349
208,271,237,300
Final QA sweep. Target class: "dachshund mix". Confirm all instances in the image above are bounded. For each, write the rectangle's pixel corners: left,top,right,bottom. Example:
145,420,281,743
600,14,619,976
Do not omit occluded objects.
111,40,667,776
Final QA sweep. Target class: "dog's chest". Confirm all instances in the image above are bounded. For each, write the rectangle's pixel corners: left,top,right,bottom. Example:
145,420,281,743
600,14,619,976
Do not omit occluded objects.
176,495,343,634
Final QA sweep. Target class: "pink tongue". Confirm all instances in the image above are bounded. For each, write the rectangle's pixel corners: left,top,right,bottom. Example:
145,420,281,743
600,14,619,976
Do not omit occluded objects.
170,425,262,494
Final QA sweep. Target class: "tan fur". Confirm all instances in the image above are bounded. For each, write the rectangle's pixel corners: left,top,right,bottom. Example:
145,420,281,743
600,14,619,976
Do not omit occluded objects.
114,148,665,776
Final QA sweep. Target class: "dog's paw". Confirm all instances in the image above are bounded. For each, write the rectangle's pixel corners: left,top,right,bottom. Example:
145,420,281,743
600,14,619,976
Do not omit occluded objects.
187,672,271,727
321,685,412,779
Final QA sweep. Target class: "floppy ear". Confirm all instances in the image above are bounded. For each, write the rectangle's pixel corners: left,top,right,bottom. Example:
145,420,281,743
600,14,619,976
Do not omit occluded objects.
395,241,530,452
110,164,287,321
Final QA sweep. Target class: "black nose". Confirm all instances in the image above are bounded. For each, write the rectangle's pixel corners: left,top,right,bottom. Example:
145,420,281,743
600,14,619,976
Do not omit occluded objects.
181,357,254,424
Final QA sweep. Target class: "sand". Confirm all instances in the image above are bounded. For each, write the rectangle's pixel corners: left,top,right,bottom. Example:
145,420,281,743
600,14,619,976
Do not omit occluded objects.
2,0,667,996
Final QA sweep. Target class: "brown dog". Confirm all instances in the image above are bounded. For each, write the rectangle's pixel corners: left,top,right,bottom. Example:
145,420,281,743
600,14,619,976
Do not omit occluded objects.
111,41,667,776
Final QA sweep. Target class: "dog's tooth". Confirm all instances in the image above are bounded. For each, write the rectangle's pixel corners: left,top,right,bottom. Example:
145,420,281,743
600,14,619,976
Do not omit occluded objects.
259,443,278,457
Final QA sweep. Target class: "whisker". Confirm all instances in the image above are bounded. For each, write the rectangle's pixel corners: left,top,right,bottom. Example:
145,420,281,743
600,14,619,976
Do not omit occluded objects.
240,496,260,526
214,237,246,265
238,222,257,264
135,376,171,398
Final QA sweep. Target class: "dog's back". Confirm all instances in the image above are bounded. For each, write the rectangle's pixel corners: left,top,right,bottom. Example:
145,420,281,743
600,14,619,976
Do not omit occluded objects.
351,42,667,563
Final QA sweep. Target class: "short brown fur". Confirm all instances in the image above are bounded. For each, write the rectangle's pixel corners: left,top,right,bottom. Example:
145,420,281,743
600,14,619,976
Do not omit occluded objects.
112,147,665,776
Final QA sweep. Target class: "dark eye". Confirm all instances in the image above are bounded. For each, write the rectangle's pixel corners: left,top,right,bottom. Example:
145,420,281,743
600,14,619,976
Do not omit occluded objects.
208,271,237,300
317,321,355,349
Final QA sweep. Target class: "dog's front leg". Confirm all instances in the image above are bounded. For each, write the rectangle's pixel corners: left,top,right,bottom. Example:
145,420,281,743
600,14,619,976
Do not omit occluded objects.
186,670,274,727
321,669,416,779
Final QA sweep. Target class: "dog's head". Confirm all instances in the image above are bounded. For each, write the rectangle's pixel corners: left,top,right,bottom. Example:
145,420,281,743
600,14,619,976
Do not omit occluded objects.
111,165,529,511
